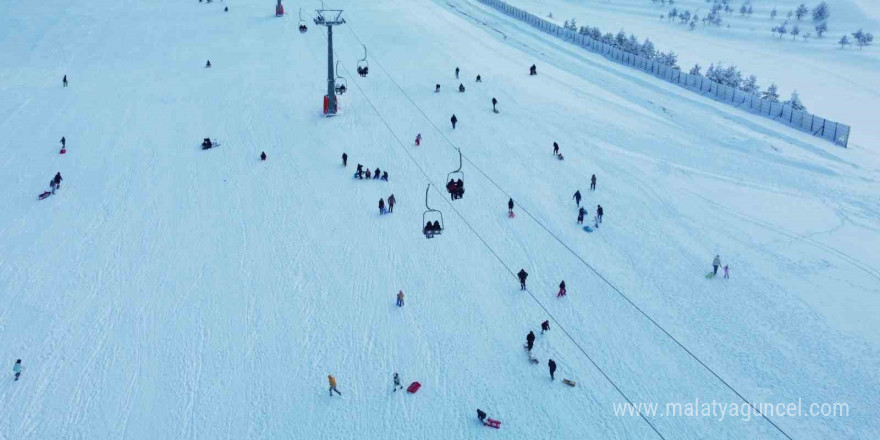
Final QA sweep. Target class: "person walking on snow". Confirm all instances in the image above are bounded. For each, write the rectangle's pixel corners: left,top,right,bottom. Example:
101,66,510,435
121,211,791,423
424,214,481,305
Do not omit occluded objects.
455,67,460,79
517,269,528,290
573,190,581,207
260,151,266,161
526,331,535,352
388,194,396,213
491,97,498,112
435,84,440,93
597,205,604,223
393,373,403,392
553,142,559,155
577,211,584,225
476,74,482,82
328,375,341,396
529,64,537,75
379,198,386,215
723,265,729,279
13,359,22,381
548,359,556,380
450,114,458,129
590,174,597,191
541,320,550,334
396,290,405,307
508,198,514,215
60,137,66,148
342,152,348,167
205,60,211,68
558,280,567,298
477,409,487,425
415,133,422,146
713,255,721,276
51,172,63,194
63,75,68,87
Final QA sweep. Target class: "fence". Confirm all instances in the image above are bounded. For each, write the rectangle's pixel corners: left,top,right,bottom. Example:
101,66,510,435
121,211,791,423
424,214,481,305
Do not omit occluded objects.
475,0,850,147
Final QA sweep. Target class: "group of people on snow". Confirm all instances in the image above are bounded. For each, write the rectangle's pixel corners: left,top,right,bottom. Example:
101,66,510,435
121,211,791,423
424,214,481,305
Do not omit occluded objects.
354,164,389,181
379,194,396,215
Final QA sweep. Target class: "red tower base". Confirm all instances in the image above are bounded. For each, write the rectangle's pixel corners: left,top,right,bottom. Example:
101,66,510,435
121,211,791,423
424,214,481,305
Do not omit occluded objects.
275,4,284,16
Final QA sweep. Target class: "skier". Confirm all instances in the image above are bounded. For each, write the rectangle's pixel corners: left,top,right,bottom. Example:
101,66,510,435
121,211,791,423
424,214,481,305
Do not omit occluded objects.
541,320,550,334
60,137,66,148
455,67,459,79
450,114,457,129
205,60,211,68
557,280,566,298
529,64,537,75
260,151,266,161
548,359,556,380
517,269,528,290
374,167,381,179
507,198,514,215
388,194,396,213
393,373,403,392
723,265,729,279
477,409,487,425
328,375,342,396
342,152,348,167
712,255,721,276
573,190,581,207
476,74,482,82
491,97,498,112
379,198,386,215
435,84,440,93
396,290,405,307
597,205,604,223
415,133,422,146
381,171,388,181
553,142,559,155
590,174,597,191
63,75,68,87
459,83,465,93
13,359,22,381
526,331,535,352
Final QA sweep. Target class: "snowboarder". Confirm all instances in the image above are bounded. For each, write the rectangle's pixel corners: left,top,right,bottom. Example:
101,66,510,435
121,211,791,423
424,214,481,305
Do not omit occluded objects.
553,142,559,155
415,133,422,146
712,255,721,276
573,190,581,206
455,67,459,79
379,198,386,215
477,409,487,425
590,174,597,191
388,194,396,212
541,320,550,334
548,359,557,380
13,359,22,381
526,331,535,352
260,151,266,161
60,137,66,148
205,60,211,68
529,64,537,76
328,375,341,396
450,114,457,129
381,171,388,181
597,205,603,223
507,198,514,214
393,373,403,392
723,265,729,279
396,290,405,307
342,152,348,167
62,75,68,87
458,83,465,93
435,84,440,93
476,74,482,82
517,269,528,290
491,97,498,112
557,280,566,298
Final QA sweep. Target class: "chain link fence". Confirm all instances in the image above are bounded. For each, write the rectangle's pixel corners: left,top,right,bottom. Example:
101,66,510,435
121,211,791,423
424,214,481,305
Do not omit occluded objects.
475,0,851,147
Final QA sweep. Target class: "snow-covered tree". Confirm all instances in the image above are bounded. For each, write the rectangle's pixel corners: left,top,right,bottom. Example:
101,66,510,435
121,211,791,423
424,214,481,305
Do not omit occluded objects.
689,64,702,75
811,2,829,23
641,38,657,58
791,24,800,39
747,5,753,16
740,4,747,16
602,32,615,44
770,7,777,19
795,4,808,20
786,10,793,19
615,29,627,46
852,29,874,49
659,51,679,68
761,83,780,102
705,63,716,79
838,34,850,48
774,23,788,38
815,22,827,37
802,32,811,41
680,10,692,23
669,8,679,21
721,65,742,88
784,91,807,111
690,20,696,30
627,34,639,51
742,75,760,94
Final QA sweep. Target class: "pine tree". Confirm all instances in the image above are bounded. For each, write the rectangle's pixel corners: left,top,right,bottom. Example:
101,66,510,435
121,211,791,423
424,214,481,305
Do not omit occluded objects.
762,83,780,102
742,75,760,94
615,29,627,46
705,63,716,79
689,64,702,76
811,2,830,23
838,34,850,48
791,24,800,39
852,29,874,49
775,23,788,38
784,91,807,111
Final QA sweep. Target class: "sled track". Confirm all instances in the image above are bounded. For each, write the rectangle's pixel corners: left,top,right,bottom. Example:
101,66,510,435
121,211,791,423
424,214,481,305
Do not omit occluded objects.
336,19,796,440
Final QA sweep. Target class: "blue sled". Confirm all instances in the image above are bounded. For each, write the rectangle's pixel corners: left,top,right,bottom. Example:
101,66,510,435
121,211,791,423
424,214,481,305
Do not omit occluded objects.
582,226,593,233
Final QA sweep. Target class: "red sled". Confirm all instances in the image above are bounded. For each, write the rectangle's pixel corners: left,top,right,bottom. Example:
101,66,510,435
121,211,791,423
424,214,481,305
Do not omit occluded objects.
406,382,421,394
59,148,66,154
508,211,515,218
275,4,284,16
486,418,501,429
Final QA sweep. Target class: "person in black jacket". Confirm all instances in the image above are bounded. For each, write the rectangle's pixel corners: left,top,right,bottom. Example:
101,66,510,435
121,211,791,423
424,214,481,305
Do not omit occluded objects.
63,75,68,87
590,174,597,191
529,64,537,75
455,67,460,79
541,320,550,334
477,409,487,424
573,190,581,206
558,281,567,298
597,205,604,223
260,151,266,161
491,97,498,112
342,152,348,167
507,198,514,214
553,142,559,155
548,359,556,380
451,114,458,129
435,84,440,93
458,83,465,93
517,269,528,290
526,331,535,352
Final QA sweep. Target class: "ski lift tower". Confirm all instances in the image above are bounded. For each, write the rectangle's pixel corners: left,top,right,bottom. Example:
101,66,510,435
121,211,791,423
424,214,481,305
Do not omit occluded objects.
314,8,345,116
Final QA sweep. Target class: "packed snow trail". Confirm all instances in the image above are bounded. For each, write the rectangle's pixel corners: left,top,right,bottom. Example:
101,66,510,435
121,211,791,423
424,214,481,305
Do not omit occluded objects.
1,0,879,439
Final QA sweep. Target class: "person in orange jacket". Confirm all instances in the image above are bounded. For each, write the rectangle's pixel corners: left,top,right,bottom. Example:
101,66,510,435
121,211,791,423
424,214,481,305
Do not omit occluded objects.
328,375,341,396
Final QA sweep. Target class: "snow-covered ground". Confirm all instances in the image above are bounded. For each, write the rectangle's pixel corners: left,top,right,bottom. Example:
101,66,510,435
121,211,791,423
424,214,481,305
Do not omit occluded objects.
502,0,880,147
1,0,878,439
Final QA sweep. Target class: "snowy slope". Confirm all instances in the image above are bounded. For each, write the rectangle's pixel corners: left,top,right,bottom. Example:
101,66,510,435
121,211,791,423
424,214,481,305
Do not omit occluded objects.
1,0,879,439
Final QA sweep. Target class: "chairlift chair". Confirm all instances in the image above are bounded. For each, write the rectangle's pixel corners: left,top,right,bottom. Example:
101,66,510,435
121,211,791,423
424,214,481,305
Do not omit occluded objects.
335,61,347,94
298,8,308,33
423,184,444,238
446,148,464,200
357,45,369,77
